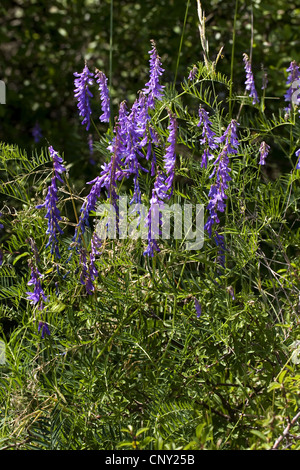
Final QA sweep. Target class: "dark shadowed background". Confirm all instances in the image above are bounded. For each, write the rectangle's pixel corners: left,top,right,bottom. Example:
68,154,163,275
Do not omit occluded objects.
0,0,299,177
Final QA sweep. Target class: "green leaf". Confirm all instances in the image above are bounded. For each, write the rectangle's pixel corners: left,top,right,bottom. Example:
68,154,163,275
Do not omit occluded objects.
135,427,149,437
12,252,29,265
250,430,268,442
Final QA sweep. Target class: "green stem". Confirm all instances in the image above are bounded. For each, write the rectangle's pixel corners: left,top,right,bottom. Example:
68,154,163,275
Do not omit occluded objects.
229,0,239,120
109,0,114,130
174,0,190,86
91,117,102,140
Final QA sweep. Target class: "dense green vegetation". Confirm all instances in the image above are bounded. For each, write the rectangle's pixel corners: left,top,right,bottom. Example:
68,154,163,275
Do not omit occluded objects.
0,0,299,450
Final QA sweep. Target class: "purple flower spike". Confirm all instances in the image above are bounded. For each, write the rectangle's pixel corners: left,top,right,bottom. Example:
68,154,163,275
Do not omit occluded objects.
72,176,104,244
49,146,66,183
37,181,64,258
194,298,202,318
243,53,259,105
143,40,164,109
114,94,150,205
143,112,177,257
198,106,218,168
188,65,198,81
74,62,94,131
296,149,300,169
36,147,66,258
26,259,47,310
259,141,270,166
72,116,130,245
216,119,239,155
284,61,300,112
163,111,177,193
205,120,239,237
38,321,51,339
95,69,110,123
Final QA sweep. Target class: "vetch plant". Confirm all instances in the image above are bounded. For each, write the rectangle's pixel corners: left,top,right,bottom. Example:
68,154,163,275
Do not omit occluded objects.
142,39,165,109
74,62,94,131
243,53,259,105
197,105,218,169
1,3,300,451
259,141,270,166
204,119,239,238
95,69,110,123
36,146,66,260
284,60,300,112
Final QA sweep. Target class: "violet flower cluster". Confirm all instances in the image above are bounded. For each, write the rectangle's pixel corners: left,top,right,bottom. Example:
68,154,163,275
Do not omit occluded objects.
284,60,300,112
144,112,177,256
243,53,259,105
72,174,106,244
73,41,165,256
194,298,202,318
26,261,46,307
36,146,66,259
74,62,94,131
74,62,110,161
198,106,218,168
71,124,127,246
95,69,110,123
143,39,165,109
72,120,129,243
115,95,149,205
259,141,270,166
75,111,130,240
163,111,177,194
71,38,167,290
204,119,239,238
188,65,198,81
38,321,51,339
